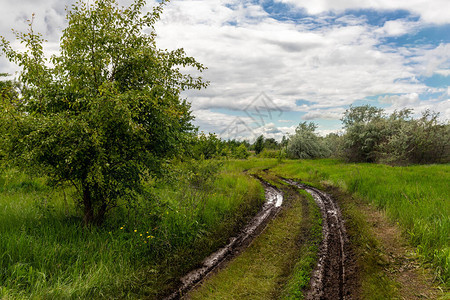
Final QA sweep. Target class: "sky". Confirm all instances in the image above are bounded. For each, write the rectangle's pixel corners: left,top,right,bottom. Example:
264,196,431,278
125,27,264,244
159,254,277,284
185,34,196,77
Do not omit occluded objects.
1,0,449,141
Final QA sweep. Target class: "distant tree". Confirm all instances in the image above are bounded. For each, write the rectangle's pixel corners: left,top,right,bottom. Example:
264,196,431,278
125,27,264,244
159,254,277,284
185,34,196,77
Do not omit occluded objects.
341,105,386,162
190,132,224,159
0,0,208,225
378,109,449,164
233,144,249,159
254,135,265,155
263,138,278,150
287,122,331,159
341,104,384,128
323,132,344,158
280,135,289,148
341,105,449,164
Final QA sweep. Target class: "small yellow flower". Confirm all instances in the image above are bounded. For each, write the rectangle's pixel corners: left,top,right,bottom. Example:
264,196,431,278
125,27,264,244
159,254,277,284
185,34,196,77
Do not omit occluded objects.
140,233,142,236
146,231,149,234
120,227,124,230
147,236,150,238
144,241,147,243
134,229,137,233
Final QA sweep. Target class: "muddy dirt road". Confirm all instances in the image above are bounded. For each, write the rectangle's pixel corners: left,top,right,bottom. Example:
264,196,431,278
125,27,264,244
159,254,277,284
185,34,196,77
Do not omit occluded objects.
166,180,283,300
284,179,356,300
167,176,356,300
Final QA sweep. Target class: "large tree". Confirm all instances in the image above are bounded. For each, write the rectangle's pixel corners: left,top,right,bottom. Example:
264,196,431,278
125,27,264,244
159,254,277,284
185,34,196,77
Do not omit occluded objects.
0,0,208,225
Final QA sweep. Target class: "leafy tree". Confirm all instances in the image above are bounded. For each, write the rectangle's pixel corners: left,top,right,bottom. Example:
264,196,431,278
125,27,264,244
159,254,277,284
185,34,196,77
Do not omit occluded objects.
341,105,386,162
378,109,449,164
280,135,289,149
341,104,384,128
253,135,264,155
341,105,449,164
323,132,344,158
233,144,249,159
190,132,224,159
0,0,208,225
263,138,278,150
287,122,331,159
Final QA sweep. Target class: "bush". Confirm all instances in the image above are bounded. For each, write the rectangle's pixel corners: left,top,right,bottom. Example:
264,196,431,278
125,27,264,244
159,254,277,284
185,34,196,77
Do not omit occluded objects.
287,122,331,159
341,106,450,164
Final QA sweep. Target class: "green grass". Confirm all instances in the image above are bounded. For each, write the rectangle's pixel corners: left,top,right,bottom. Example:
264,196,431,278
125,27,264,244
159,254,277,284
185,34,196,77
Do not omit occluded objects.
0,162,265,299
280,190,322,300
334,187,399,299
272,159,450,286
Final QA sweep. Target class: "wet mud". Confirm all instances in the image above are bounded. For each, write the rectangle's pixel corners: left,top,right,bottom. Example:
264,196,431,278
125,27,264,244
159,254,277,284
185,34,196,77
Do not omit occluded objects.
284,179,357,300
165,180,283,300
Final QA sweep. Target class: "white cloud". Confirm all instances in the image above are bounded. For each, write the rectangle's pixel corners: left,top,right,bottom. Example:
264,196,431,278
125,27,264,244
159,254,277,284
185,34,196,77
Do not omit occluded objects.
435,69,450,76
375,20,416,37
378,93,420,106
276,0,450,24
302,108,345,120
410,44,450,76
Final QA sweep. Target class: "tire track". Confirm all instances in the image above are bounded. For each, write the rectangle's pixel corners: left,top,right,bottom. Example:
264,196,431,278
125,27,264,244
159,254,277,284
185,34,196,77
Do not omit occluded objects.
165,179,283,300
283,179,353,300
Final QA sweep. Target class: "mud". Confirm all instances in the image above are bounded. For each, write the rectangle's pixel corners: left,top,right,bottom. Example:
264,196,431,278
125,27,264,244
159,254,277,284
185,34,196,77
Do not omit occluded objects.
165,180,283,300
284,179,356,300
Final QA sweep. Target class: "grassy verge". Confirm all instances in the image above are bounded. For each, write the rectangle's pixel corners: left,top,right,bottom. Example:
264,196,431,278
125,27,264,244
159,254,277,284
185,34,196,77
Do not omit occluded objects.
329,186,399,299
188,175,321,300
272,159,450,286
0,160,264,299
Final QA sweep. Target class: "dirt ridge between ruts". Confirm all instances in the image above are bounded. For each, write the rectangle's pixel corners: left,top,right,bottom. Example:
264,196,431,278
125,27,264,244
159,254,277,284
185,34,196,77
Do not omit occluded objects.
283,179,356,300
165,179,283,300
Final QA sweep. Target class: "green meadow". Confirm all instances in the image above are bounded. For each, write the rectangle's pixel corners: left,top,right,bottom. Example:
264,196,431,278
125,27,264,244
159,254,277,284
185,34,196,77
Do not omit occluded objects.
272,159,450,285
0,158,448,298
0,162,264,299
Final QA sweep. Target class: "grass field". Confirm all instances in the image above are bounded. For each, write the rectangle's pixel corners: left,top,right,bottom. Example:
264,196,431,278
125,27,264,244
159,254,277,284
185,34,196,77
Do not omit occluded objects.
272,159,450,285
0,161,264,299
0,158,448,298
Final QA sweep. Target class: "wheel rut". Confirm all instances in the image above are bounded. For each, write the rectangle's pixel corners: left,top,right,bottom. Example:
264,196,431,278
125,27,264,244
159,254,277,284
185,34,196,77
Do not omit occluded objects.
165,178,283,300
283,179,355,300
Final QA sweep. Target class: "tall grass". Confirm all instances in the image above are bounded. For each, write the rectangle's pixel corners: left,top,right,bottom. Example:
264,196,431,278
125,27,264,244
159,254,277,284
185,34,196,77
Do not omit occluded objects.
273,159,450,285
0,161,264,299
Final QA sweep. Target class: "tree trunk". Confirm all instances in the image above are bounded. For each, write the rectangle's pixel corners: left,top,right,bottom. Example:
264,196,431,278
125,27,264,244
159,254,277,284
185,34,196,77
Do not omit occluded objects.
82,183,107,226
83,184,94,227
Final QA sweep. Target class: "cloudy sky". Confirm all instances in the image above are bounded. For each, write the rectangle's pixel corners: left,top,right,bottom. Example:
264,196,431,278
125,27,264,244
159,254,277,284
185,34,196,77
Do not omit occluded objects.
1,0,449,141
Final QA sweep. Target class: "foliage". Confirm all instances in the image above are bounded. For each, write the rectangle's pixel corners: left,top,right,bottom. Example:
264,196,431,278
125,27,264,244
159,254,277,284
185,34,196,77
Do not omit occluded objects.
341,105,386,162
378,109,450,164
0,0,208,225
287,122,331,159
254,135,265,154
190,132,225,159
341,105,449,164
233,144,250,159
0,74,19,102
263,137,279,149
323,132,344,158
